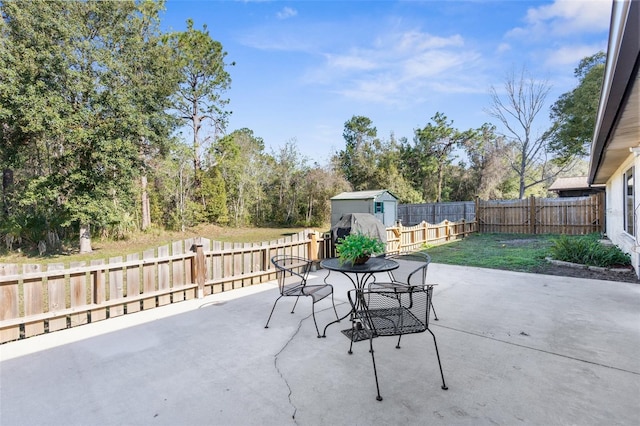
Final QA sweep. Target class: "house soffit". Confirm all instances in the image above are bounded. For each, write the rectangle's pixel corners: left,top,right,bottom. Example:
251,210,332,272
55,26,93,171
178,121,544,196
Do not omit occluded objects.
593,72,640,185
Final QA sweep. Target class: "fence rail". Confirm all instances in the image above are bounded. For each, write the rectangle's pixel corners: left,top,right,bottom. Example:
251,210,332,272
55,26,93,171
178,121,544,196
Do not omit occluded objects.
383,219,477,252
0,220,475,344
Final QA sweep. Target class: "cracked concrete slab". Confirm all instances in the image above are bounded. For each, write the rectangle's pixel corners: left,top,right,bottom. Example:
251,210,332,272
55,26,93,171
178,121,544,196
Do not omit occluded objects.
1,264,639,425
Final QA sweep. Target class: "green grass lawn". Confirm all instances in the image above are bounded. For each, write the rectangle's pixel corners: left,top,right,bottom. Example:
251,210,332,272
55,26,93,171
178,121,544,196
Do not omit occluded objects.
0,225,311,265
425,233,558,272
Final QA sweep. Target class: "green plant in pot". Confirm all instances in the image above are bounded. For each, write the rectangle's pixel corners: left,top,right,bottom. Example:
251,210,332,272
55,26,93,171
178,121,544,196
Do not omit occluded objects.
336,232,386,265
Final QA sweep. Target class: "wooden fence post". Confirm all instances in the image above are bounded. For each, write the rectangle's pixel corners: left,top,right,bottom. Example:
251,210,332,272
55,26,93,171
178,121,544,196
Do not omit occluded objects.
475,196,480,233
308,232,318,262
598,192,605,234
192,243,205,299
529,195,536,234
396,221,404,252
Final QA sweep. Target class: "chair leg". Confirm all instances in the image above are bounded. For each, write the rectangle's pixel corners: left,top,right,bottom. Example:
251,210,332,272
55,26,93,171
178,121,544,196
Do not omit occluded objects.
265,296,283,328
311,302,322,338
330,291,339,320
427,328,448,390
290,295,300,313
395,335,402,349
368,337,383,401
431,301,439,321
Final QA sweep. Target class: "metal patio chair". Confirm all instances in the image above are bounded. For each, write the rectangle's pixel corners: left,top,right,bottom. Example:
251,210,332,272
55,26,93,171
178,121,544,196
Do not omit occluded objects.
265,255,339,338
369,251,439,320
344,284,448,401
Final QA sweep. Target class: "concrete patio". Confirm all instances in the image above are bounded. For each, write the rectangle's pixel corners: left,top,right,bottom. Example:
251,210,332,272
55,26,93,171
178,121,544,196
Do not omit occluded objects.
1,263,639,425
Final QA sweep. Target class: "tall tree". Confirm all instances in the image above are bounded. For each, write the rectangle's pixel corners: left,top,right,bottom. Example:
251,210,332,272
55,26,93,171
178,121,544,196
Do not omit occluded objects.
461,124,515,200
268,140,307,225
0,0,177,252
487,68,555,199
168,20,232,182
374,133,423,203
301,164,350,226
338,115,378,189
215,128,266,226
409,113,475,202
548,52,606,166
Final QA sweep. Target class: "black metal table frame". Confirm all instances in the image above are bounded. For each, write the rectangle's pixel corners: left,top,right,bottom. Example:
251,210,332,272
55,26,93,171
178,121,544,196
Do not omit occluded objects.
320,257,399,338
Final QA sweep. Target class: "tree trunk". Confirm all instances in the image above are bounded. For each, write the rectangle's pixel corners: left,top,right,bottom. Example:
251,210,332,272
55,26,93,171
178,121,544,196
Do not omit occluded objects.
79,223,92,253
2,168,13,215
519,154,527,199
141,175,151,230
437,165,444,203
192,112,202,187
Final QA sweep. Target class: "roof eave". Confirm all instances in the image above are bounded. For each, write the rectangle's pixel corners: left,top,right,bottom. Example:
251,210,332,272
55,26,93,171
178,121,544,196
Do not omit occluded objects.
588,0,640,185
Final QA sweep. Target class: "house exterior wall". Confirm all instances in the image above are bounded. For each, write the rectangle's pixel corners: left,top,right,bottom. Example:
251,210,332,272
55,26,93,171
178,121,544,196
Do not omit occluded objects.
605,153,640,275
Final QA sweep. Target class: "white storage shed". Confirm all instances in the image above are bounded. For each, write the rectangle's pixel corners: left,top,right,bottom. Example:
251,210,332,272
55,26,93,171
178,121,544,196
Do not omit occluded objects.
330,190,398,227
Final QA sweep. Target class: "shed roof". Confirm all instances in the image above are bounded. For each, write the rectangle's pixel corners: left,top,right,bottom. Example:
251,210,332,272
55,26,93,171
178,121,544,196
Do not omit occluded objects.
548,177,591,191
330,189,397,200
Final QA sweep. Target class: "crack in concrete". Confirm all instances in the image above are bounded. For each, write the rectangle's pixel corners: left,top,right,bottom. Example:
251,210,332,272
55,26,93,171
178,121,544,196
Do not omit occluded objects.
273,316,304,423
434,323,640,375
272,302,348,423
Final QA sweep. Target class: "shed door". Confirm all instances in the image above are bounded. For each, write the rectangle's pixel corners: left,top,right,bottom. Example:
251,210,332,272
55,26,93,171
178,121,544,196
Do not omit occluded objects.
383,201,395,226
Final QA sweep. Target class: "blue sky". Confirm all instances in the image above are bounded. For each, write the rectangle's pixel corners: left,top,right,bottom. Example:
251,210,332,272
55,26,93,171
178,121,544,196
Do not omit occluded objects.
161,0,612,165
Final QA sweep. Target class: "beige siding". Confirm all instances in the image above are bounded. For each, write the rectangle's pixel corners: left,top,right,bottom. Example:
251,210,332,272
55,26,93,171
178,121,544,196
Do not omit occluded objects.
606,153,639,275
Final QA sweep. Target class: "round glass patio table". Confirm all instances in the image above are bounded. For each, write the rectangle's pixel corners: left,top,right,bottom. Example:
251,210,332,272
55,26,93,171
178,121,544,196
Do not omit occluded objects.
319,257,398,337
320,257,399,290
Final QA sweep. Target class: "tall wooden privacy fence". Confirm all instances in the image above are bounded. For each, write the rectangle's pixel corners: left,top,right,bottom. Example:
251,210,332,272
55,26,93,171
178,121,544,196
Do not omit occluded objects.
476,194,604,235
0,220,475,343
398,201,475,225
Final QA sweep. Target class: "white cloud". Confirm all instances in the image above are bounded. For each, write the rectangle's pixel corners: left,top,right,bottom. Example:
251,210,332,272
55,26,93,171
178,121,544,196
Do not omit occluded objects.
277,7,297,20
526,0,611,32
497,43,511,53
392,31,464,51
309,29,484,105
325,52,378,71
402,50,474,80
508,0,611,38
544,43,607,67
338,78,401,104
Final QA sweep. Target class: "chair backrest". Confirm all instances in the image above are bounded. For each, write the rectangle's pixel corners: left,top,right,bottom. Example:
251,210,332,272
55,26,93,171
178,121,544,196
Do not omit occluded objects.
271,255,312,294
387,251,430,286
349,285,434,337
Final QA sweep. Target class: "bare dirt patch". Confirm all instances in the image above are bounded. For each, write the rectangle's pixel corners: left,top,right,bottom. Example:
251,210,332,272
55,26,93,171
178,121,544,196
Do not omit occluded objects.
499,239,540,246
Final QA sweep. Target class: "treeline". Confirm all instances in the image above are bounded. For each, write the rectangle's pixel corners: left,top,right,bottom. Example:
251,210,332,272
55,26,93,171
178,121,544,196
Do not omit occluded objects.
0,1,604,254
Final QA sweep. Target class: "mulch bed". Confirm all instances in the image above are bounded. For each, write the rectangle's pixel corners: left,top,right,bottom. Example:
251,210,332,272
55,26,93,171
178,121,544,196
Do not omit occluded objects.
498,238,639,284
531,262,640,284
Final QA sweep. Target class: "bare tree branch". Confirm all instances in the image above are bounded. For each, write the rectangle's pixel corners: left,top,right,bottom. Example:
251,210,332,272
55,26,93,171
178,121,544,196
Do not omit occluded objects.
485,66,558,198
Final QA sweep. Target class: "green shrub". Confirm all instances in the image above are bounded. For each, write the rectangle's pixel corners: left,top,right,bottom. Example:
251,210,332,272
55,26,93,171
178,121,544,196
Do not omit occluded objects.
550,234,631,267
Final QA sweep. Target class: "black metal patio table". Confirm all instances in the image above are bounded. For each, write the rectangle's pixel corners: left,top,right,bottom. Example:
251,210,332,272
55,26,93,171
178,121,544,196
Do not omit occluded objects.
320,257,399,337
